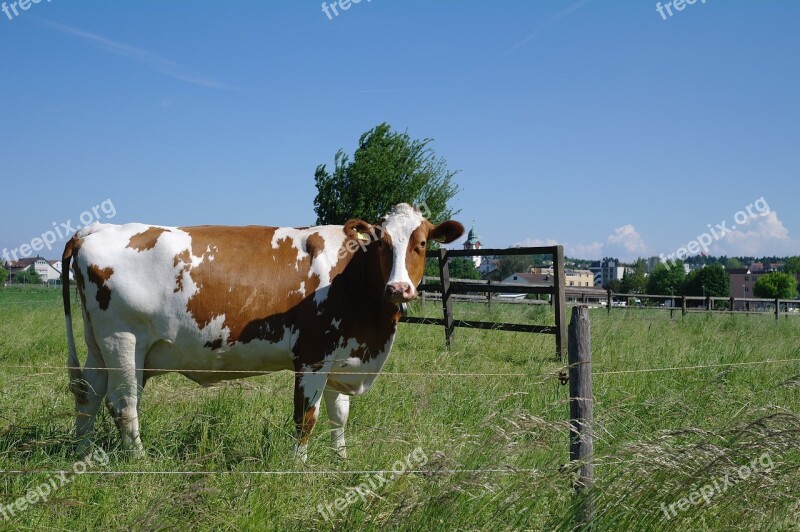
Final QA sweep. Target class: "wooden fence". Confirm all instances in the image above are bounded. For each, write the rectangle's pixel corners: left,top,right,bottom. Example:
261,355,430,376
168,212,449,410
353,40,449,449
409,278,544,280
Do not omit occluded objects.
400,246,568,360
604,291,799,320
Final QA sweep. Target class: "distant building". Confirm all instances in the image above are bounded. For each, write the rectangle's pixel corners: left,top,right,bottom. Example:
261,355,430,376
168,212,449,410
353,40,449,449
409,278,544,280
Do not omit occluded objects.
503,268,594,288
478,258,500,279
4,256,71,284
463,223,482,268
729,263,799,309
589,259,626,288
646,256,662,274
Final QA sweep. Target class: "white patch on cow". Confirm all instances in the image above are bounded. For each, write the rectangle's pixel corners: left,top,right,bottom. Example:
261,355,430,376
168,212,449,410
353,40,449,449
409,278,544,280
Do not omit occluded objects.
327,335,396,396
381,204,425,293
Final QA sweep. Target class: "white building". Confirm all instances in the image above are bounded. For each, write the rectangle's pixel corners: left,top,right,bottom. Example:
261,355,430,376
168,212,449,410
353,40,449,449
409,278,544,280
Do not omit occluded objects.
4,257,72,284
589,259,627,288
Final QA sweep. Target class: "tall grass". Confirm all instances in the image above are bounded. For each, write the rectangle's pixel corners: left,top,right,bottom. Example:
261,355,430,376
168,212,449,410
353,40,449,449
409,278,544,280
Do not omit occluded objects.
0,287,798,530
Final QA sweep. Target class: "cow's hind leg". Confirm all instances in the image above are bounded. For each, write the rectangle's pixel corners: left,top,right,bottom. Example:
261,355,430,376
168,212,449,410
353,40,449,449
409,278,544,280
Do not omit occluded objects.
75,342,108,457
103,332,146,459
324,389,349,459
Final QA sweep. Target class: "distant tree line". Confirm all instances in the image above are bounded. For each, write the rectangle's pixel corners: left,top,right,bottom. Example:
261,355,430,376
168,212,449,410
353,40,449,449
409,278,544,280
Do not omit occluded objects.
619,258,799,300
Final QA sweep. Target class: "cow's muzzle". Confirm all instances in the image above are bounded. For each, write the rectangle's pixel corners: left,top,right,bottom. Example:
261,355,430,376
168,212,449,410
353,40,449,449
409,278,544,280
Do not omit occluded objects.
385,282,416,304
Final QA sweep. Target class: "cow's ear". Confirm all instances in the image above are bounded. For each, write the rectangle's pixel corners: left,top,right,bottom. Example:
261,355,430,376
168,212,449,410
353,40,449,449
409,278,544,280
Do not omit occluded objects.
344,219,374,242
430,221,465,244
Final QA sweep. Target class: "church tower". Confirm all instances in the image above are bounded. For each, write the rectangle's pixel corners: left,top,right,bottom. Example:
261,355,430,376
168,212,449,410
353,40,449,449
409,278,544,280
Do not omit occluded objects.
463,223,482,268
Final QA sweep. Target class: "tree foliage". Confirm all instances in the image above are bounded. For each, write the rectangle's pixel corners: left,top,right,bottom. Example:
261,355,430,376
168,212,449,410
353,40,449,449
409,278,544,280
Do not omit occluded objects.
783,256,800,275
448,258,481,280
313,123,460,225
753,272,798,300
12,268,42,284
646,262,686,296
497,256,533,280
0,266,8,285
619,258,648,294
683,264,729,297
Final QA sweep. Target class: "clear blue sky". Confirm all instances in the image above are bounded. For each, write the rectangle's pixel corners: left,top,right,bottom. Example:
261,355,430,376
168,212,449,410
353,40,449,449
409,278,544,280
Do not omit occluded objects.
1,0,798,262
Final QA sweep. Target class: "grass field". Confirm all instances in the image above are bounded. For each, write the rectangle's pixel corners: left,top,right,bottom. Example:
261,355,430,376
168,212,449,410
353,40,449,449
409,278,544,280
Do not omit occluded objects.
1,286,799,531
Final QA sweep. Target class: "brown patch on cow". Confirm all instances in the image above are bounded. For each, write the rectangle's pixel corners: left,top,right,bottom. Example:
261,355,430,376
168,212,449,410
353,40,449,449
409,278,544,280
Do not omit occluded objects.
405,225,429,288
87,265,114,311
127,227,169,252
179,226,318,345
172,249,192,293
305,232,325,259
297,405,318,446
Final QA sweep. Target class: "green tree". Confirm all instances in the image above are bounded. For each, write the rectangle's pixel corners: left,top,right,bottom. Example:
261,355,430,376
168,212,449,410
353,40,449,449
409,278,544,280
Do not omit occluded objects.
313,123,460,225
448,258,481,280
12,268,42,284
497,255,535,280
0,266,8,285
722,257,743,269
683,264,729,297
619,258,648,294
753,272,798,299
646,262,686,296
783,256,800,274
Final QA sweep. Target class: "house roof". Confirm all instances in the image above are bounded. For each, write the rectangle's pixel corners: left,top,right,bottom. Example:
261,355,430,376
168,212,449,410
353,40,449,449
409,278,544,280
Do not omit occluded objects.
506,273,541,283
4,257,44,270
3,256,61,272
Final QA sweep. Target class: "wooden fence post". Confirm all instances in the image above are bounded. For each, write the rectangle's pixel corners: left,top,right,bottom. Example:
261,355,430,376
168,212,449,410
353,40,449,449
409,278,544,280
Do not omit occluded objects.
569,306,594,527
553,246,568,362
606,289,612,315
438,248,455,347
487,279,493,309
775,298,780,321
681,295,687,317
730,296,735,312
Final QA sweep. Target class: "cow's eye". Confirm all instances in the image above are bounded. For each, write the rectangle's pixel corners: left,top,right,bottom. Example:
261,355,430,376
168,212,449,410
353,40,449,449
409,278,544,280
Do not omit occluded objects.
420,241,427,248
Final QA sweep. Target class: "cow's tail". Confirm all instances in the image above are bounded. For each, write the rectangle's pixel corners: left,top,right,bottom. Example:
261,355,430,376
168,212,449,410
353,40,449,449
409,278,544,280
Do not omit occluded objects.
63,235,87,404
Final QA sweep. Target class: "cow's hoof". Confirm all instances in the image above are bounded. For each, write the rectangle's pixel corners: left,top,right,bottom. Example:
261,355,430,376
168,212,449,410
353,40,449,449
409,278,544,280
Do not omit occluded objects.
293,444,308,463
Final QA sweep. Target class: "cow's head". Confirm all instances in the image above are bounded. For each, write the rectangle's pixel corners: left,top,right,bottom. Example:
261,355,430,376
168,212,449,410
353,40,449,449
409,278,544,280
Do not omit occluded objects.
344,203,464,304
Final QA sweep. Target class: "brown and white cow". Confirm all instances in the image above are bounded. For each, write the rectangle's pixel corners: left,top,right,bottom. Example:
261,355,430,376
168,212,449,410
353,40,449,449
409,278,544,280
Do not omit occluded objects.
62,203,463,460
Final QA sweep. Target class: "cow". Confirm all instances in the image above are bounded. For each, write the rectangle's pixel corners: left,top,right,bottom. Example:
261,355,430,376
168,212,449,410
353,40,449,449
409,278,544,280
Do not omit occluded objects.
62,203,464,460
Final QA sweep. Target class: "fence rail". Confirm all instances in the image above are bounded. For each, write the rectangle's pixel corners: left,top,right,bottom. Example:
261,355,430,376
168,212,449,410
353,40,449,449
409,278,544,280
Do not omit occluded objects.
400,246,567,360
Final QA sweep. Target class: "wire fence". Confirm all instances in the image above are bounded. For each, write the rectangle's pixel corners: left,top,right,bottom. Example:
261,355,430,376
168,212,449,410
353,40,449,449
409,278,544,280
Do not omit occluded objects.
1,293,799,481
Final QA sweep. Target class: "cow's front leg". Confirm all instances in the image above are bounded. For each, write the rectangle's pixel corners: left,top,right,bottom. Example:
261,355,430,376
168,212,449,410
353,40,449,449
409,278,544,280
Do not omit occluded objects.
292,365,328,463
324,388,350,459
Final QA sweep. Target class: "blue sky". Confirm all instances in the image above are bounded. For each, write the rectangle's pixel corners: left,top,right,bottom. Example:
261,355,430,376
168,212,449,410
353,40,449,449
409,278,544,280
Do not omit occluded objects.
1,0,798,262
